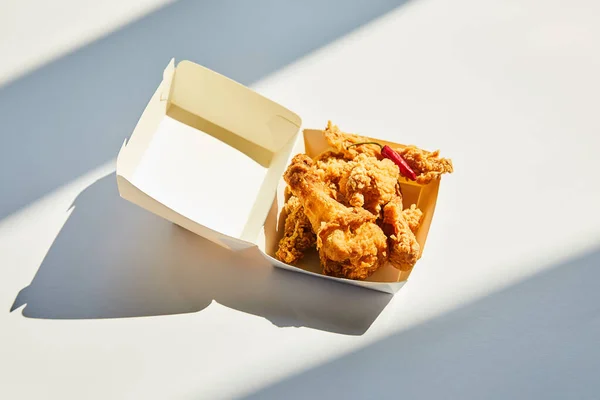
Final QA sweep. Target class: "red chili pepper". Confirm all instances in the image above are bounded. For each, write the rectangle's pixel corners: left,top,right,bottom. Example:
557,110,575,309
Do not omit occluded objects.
347,141,417,181
381,145,417,181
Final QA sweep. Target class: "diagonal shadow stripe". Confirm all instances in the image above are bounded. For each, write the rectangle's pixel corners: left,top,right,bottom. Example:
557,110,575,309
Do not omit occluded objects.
0,0,409,221
241,246,600,399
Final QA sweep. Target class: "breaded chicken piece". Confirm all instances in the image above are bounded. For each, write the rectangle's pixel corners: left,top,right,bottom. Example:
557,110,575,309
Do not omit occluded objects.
402,204,423,234
284,154,388,280
338,153,400,216
382,196,421,270
275,196,317,264
314,149,346,163
313,150,350,202
314,151,348,183
323,121,383,160
397,145,454,185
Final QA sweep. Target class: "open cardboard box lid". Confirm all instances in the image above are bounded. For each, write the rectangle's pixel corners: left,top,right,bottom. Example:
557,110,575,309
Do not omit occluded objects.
116,59,440,294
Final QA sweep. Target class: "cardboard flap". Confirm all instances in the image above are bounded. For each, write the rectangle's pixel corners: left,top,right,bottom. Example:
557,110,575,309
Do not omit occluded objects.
116,59,175,179
169,60,301,154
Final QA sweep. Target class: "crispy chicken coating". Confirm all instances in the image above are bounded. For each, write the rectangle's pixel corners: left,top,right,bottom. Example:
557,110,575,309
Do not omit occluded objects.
382,196,421,271
323,121,383,160
396,145,454,185
402,204,423,234
313,151,350,202
338,153,400,216
275,196,317,264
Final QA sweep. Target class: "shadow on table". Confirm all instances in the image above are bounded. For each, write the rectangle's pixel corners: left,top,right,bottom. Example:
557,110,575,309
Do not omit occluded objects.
11,173,392,335
0,0,409,221
241,247,600,399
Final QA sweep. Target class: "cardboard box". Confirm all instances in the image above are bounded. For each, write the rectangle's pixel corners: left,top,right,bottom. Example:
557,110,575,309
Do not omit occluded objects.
116,59,440,294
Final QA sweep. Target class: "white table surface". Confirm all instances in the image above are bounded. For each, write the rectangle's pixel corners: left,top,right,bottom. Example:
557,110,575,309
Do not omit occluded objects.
2,0,600,399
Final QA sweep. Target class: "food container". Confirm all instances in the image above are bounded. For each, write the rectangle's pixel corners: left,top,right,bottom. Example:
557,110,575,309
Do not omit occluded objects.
116,59,441,294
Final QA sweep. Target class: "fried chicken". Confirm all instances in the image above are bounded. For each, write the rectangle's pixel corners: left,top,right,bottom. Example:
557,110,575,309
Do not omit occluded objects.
338,153,400,216
313,150,350,202
324,120,453,185
284,154,388,280
323,121,383,160
402,204,423,234
275,196,317,264
396,145,454,185
275,121,453,280
382,196,421,271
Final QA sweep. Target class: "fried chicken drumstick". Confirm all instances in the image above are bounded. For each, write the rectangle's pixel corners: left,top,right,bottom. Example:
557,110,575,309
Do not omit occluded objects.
284,154,388,280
